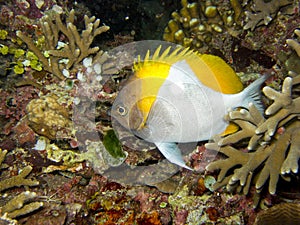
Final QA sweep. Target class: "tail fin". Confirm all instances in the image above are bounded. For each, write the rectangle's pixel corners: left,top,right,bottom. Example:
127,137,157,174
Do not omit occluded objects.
241,75,268,113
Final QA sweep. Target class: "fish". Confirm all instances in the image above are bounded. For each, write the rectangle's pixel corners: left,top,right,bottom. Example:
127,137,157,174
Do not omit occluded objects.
111,44,267,170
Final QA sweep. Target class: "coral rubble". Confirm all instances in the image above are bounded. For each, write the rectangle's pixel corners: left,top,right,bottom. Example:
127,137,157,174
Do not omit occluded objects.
206,74,300,196
0,86,38,136
166,176,257,224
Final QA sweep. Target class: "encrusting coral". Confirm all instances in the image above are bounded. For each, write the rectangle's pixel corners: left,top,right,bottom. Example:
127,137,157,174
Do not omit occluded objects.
253,202,300,225
205,74,300,197
16,7,109,79
0,149,43,220
44,138,127,174
25,94,73,140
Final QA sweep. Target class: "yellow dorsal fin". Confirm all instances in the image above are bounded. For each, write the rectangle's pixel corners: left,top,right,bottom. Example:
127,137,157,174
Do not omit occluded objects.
152,45,162,60
134,45,243,94
157,46,172,60
133,45,193,72
144,50,150,62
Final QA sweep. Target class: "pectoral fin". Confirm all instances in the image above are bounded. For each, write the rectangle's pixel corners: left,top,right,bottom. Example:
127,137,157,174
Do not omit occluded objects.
155,142,193,170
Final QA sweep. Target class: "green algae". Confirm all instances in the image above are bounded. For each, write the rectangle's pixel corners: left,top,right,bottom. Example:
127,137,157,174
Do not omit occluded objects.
0,29,8,40
103,129,126,159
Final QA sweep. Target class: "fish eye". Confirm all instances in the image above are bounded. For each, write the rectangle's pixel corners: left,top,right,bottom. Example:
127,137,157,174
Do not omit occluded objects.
117,105,127,116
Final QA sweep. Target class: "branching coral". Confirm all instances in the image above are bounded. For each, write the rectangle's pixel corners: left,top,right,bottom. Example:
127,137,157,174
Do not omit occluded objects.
0,149,43,220
16,8,109,79
206,74,300,196
244,0,293,30
1,191,43,219
0,149,39,192
286,29,300,58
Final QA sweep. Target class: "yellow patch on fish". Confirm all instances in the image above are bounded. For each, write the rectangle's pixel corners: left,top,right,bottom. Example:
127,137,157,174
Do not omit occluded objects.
191,54,243,94
133,46,190,120
134,60,170,119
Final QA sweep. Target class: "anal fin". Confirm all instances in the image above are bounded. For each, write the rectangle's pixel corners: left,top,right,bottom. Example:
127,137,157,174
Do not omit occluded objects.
221,122,239,136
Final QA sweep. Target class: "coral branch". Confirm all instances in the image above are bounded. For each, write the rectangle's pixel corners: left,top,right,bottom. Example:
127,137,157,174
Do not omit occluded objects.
0,165,39,192
0,149,39,193
16,8,109,79
0,149,7,165
206,74,300,196
205,142,249,182
0,149,42,219
1,191,43,219
16,31,51,73
244,0,293,30
7,202,43,219
281,121,300,174
218,104,264,147
262,77,293,115
256,85,300,141
286,29,300,57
